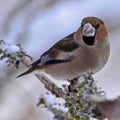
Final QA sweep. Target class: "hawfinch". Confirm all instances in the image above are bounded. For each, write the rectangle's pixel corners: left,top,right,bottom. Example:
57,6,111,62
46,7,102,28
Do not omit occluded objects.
17,17,110,80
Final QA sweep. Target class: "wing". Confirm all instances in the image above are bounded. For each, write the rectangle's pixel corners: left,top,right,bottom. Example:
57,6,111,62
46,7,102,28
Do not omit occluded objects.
32,33,79,66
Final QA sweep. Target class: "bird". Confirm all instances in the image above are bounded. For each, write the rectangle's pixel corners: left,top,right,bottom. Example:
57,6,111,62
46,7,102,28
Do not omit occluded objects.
17,17,110,80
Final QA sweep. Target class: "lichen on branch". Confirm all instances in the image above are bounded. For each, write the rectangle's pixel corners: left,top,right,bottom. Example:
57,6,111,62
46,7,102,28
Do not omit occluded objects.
1,40,120,120
37,73,105,120
0,40,32,68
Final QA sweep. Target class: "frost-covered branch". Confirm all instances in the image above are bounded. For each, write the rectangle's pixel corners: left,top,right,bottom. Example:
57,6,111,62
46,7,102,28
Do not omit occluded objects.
0,40,32,68
1,40,120,120
37,93,70,120
36,74,66,98
37,73,105,120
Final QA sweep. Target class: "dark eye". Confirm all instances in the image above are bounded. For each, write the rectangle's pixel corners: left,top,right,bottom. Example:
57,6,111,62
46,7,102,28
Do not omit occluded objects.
95,23,100,29
81,24,84,28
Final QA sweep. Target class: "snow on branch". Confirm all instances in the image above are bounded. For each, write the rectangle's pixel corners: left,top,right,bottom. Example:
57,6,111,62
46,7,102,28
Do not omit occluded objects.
37,93,70,120
0,40,32,68
1,40,120,120
36,73,106,120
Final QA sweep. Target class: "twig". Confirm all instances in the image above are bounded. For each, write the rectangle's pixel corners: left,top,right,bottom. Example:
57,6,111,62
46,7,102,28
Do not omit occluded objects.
36,74,66,98
2,40,120,120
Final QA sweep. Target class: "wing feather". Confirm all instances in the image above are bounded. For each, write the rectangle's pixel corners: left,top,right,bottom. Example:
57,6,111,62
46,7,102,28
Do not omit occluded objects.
32,33,79,66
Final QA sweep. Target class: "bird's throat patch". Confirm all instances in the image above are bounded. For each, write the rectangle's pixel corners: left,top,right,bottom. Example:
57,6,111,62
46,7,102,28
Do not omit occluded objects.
83,35,95,46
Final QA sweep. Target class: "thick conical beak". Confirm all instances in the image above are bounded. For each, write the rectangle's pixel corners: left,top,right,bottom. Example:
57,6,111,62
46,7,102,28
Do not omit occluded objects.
83,23,95,37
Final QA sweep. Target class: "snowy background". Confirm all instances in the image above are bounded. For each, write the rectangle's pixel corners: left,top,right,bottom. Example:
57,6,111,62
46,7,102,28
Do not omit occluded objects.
0,0,120,120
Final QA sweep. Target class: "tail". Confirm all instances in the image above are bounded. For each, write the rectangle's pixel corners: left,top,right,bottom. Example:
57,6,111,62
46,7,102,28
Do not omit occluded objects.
16,67,34,78
16,66,43,78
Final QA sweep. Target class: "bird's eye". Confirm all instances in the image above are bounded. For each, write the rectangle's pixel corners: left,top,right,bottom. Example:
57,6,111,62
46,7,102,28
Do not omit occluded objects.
81,24,84,28
95,23,100,29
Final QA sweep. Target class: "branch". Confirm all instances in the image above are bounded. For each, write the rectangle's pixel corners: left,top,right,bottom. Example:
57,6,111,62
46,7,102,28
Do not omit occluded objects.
37,93,70,120
1,40,120,120
96,97,120,120
0,40,32,68
36,74,66,98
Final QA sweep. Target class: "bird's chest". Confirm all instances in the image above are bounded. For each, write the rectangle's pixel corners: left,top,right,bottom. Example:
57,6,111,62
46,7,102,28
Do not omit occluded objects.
73,47,101,73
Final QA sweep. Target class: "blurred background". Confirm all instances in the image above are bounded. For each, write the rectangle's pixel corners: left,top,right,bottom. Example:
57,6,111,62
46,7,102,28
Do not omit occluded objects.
0,0,120,120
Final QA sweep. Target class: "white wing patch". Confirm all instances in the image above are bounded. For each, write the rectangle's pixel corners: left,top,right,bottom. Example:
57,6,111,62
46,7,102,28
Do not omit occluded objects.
40,52,74,65
41,54,53,65
56,52,74,61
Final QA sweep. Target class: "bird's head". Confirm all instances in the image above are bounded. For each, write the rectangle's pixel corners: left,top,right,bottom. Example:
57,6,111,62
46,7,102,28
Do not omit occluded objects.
75,17,109,47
